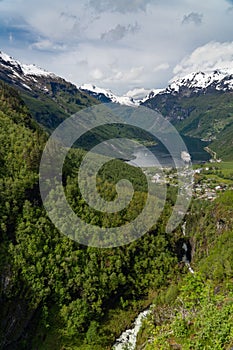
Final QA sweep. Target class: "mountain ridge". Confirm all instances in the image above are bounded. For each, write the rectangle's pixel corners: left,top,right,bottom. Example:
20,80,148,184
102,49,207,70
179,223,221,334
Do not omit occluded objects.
0,50,98,131
159,68,233,96
2,50,233,105
143,71,233,160
80,68,233,104
1,49,233,160
80,83,139,106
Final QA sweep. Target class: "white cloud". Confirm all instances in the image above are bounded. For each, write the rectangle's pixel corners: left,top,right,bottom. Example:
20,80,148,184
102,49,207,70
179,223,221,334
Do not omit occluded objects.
88,0,153,13
31,39,66,51
104,66,144,83
126,87,152,99
90,68,104,80
173,41,233,78
0,0,233,93
153,63,170,72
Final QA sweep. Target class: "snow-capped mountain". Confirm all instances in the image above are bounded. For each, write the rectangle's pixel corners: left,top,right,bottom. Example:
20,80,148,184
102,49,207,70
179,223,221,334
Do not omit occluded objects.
161,69,233,96
143,67,233,151
80,84,140,106
0,50,97,131
1,49,233,161
1,51,145,106
0,50,62,94
109,69,233,105
1,49,233,108
125,87,164,103
80,84,165,106
0,51,56,86
139,69,233,104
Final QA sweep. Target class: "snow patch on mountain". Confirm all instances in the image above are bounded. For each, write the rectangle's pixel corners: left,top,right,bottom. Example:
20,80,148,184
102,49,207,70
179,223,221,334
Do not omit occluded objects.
21,64,54,77
2,50,233,106
142,88,165,101
0,51,54,77
80,84,140,106
0,52,18,65
126,88,151,101
166,68,233,94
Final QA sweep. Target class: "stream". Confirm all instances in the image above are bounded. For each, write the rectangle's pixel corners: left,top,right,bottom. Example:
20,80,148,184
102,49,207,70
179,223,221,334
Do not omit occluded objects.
113,309,151,350
181,222,194,274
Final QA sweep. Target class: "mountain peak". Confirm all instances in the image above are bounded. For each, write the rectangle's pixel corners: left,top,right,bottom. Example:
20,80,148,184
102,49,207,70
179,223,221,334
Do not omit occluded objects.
0,50,55,77
80,83,139,106
165,68,233,95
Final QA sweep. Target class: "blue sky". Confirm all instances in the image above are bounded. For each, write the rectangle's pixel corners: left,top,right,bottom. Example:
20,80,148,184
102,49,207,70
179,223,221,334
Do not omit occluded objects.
0,0,233,94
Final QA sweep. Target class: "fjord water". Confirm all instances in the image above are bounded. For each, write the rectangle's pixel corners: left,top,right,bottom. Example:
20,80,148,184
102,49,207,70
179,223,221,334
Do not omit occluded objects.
127,135,210,168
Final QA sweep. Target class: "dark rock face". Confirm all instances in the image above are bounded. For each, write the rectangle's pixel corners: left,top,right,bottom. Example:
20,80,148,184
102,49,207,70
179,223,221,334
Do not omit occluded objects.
0,299,35,349
79,89,112,103
175,238,192,263
143,93,197,122
0,268,37,349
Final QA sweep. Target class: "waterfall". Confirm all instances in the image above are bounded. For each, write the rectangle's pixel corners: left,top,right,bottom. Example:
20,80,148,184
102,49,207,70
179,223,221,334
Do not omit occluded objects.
181,222,194,274
182,242,194,274
113,309,151,350
182,221,186,236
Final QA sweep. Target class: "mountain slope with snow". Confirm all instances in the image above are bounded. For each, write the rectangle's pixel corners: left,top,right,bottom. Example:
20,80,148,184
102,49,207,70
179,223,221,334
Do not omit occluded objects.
143,68,233,160
0,50,61,94
0,51,55,79
0,51,97,130
139,68,233,104
80,84,166,106
162,69,233,95
80,83,140,106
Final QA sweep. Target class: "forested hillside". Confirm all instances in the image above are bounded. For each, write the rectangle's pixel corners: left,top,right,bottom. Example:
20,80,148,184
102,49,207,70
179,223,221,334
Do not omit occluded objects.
0,80,178,349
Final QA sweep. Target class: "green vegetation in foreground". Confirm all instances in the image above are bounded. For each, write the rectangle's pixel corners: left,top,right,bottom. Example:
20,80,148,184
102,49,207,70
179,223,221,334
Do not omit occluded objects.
142,273,233,350
137,190,233,350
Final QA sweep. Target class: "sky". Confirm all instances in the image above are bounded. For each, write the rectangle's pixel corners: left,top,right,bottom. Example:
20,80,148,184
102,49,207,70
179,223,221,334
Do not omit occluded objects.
0,0,233,94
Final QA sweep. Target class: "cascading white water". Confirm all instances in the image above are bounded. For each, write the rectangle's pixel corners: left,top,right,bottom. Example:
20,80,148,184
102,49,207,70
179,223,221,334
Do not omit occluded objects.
182,222,194,274
182,221,186,236
113,309,150,350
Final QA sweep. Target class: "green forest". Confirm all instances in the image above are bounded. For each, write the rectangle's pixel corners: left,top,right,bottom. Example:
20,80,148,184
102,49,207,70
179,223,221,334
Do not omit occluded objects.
0,79,233,350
